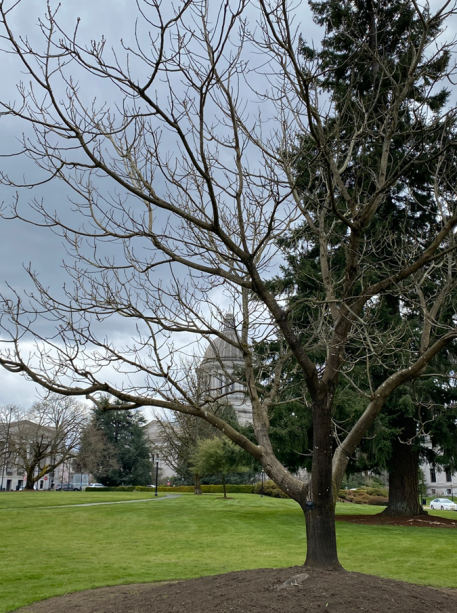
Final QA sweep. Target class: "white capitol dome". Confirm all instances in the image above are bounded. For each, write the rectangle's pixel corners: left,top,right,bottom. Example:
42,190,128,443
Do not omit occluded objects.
199,315,252,424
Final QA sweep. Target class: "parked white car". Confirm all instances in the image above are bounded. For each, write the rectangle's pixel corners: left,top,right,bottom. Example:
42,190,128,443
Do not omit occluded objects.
87,483,106,488
430,498,457,511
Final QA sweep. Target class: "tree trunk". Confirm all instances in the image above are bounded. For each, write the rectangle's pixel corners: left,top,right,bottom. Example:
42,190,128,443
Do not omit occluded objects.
304,395,342,569
25,469,35,491
382,416,426,517
193,473,202,495
222,473,227,499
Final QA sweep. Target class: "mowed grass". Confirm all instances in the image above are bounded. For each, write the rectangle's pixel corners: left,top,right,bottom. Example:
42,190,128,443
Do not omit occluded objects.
1,493,457,612
0,490,163,510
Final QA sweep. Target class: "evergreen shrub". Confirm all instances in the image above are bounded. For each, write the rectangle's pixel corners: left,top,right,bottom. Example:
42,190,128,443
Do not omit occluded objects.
367,495,389,505
157,484,254,493
254,479,289,498
365,487,388,497
338,488,388,506
84,486,136,492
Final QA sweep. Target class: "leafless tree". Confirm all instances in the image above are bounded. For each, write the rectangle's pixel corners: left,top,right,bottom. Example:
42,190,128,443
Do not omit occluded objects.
155,358,240,494
0,404,15,489
0,395,87,490
155,413,207,494
0,0,457,567
76,423,120,481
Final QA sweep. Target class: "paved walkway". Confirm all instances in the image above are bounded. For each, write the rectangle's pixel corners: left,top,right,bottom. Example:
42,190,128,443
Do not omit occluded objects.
39,494,182,509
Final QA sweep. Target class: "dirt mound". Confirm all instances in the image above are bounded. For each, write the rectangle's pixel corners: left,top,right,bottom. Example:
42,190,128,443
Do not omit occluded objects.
18,566,457,613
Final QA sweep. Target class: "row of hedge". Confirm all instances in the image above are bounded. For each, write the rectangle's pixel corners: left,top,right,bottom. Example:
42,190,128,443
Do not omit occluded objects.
83,484,388,504
84,486,152,492
161,484,255,493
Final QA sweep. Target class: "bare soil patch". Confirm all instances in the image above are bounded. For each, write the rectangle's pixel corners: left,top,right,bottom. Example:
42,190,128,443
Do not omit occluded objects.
336,513,457,528
18,566,457,613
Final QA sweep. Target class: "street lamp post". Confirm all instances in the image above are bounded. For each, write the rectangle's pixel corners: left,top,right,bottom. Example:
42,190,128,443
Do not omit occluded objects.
155,456,159,497
149,454,154,487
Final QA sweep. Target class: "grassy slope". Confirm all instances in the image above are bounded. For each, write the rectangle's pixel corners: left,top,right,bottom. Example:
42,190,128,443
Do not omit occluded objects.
1,493,456,612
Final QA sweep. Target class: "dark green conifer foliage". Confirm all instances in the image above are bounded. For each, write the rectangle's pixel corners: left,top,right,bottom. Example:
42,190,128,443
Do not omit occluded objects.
257,0,457,513
91,399,152,486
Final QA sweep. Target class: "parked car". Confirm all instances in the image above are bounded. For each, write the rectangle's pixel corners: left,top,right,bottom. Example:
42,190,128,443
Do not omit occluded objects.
86,483,106,488
56,484,81,491
146,485,156,488
430,498,457,510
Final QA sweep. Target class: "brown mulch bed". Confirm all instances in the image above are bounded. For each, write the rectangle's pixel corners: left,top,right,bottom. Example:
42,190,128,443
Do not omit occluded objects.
336,513,457,528
18,566,457,613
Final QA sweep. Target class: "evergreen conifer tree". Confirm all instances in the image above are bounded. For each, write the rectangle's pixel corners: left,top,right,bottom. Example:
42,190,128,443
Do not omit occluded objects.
260,0,457,516
89,399,152,486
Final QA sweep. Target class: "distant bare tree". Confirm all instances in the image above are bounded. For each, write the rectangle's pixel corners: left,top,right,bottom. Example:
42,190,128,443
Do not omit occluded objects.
155,413,205,494
1,395,87,490
76,423,119,481
155,359,240,494
0,0,457,567
0,404,15,489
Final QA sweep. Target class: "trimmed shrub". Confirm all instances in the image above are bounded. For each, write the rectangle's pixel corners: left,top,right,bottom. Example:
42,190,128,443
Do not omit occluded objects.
365,487,388,497
254,480,289,499
157,486,194,492
84,486,136,492
157,484,254,493
367,495,389,505
338,488,388,506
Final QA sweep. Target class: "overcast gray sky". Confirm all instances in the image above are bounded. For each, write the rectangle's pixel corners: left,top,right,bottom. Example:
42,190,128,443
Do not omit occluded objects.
0,0,320,408
0,0,453,410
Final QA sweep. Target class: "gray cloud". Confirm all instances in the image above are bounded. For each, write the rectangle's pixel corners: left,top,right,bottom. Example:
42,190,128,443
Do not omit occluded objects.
0,0,320,404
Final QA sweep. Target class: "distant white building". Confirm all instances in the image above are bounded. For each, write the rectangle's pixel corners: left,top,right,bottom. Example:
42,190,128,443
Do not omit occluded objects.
0,419,88,491
145,420,175,481
420,439,457,496
0,420,55,491
198,315,252,424
144,316,252,480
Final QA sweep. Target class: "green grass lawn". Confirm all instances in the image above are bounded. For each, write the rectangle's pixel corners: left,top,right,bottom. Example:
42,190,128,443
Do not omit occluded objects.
0,490,163,510
1,492,456,613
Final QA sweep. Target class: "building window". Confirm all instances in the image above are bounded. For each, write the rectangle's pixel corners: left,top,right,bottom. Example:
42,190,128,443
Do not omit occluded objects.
430,468,436,483
431,489,436,494
446,470,452,482
225,378,235,394
446,489,452,495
